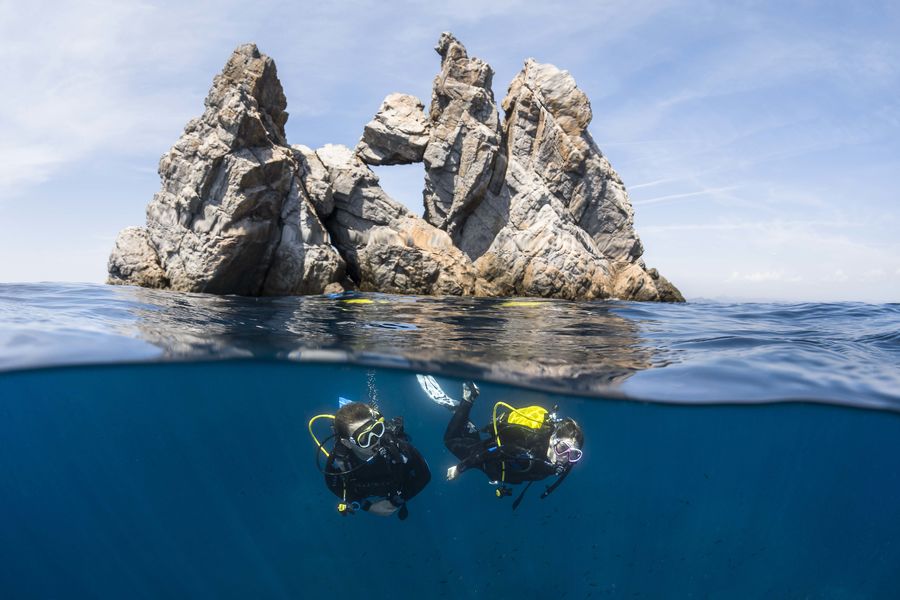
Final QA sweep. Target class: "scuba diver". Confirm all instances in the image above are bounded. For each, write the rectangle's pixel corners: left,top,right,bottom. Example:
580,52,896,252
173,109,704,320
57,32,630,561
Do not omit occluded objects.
443,382,584,509
309,401,430,520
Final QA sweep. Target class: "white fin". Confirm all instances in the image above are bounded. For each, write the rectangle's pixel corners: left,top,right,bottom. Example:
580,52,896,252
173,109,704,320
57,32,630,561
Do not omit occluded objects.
416,374,458,408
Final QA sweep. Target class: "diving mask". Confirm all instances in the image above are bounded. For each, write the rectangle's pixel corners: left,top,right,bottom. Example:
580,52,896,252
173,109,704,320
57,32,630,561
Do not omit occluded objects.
552,438,583,463
352,418,386,448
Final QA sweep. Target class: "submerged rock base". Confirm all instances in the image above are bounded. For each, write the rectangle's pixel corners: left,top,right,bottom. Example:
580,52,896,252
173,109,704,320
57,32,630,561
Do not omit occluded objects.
108,35,683,302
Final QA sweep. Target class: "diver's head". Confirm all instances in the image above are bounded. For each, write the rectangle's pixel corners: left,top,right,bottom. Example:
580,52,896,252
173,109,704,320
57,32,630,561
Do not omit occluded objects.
334,402,386,458
548,418,584,466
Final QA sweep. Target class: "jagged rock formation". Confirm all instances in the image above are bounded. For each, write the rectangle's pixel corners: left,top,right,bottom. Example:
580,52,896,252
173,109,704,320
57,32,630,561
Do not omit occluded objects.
421,33,503,240
355,94,430,165
108,44,344,295
108,36,682,302
500,60,642,262
449,56,683,301
302,144,490,295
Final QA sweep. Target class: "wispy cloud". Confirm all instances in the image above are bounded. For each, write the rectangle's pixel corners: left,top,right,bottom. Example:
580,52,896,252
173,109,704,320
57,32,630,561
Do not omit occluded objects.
0,0,677,201
640,218,869,235
0,0,247,197
628,176,687,189
632,186,739,206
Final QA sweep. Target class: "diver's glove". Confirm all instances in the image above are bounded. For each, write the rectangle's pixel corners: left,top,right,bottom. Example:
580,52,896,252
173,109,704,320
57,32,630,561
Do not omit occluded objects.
446,465,460,480
462,382,480,403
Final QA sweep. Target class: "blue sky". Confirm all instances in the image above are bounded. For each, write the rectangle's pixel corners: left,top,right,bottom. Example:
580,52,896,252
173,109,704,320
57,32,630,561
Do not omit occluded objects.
1,0,898,302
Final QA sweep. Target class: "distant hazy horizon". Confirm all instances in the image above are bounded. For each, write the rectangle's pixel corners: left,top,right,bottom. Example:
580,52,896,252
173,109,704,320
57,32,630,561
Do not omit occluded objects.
2,1,898,302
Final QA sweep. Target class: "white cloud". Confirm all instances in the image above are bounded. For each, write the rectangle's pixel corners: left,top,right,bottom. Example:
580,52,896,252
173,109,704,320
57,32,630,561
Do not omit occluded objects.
822,269,849,283
727,270,803,283
0,0,246,198
861,268,887,282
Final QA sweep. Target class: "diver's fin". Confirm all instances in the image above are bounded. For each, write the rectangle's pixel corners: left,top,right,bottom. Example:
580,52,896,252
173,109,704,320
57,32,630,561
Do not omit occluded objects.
416,374,458,409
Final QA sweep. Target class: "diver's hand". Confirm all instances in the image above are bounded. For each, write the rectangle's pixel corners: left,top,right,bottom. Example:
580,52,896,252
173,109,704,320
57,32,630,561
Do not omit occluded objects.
366,499,399,517
446,465,459,481
462,382,479,403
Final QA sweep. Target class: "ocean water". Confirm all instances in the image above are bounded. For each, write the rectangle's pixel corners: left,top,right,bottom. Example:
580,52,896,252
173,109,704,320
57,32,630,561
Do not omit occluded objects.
1,283,899,598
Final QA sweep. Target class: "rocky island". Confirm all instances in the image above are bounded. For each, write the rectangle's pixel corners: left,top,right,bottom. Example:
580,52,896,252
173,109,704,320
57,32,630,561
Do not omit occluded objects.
108,34,683,302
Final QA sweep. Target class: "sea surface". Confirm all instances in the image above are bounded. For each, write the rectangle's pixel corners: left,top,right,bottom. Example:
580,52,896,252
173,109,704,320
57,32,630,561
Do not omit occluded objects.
1,282,899,598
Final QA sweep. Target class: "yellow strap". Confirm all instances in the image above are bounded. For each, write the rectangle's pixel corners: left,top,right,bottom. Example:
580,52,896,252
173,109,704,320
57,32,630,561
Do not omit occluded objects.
308,414,336,458
493,402,506,484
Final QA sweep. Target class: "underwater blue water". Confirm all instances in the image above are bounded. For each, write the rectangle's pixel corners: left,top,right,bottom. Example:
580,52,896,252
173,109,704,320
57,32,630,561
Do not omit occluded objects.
1,283,900,598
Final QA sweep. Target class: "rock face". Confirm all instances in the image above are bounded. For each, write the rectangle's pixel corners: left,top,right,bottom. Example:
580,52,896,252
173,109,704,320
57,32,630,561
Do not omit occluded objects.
303,144,489,295
421,33,503,240
107,227,168,289
421,45,681,301
500,60,642,263
464,160,615,299
355,94,430,165
445,56,682,301
108,44,344,295
108,36,682,302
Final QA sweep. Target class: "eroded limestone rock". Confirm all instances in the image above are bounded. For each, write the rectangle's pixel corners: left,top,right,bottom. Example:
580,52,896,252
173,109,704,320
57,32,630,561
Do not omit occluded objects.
422,33,503,239
355,93,431,165
108,36,682,303
308,144,490,295
469,162,613,300
502,59,642,262
109,43,344,295
451,51,680,301
107,226,168,289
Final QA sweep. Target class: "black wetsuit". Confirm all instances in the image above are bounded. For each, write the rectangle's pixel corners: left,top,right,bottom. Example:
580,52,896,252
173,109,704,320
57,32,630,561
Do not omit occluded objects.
325,423,430,510
444,399,560,484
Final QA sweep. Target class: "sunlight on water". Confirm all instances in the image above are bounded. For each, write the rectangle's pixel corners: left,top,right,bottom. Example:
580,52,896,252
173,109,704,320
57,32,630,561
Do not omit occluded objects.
1,283,899,409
